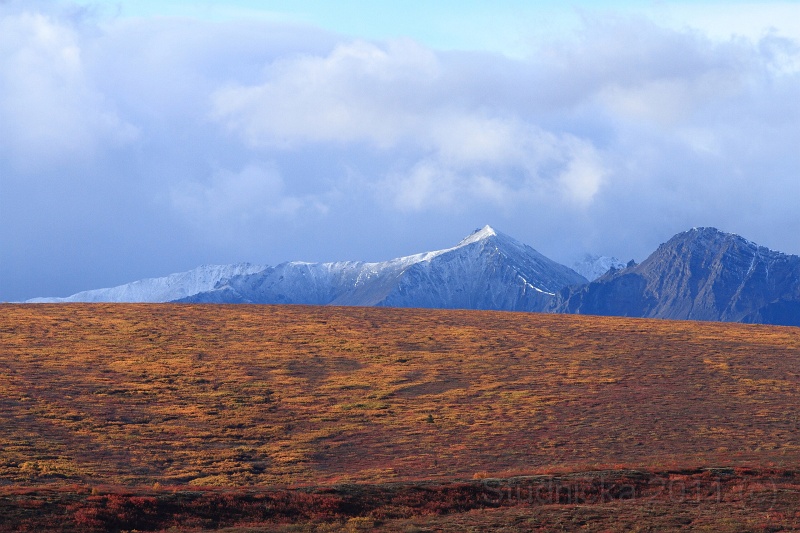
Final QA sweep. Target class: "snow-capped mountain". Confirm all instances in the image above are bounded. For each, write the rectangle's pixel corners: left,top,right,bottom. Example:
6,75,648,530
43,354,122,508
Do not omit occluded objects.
26,226,586,310
553,227,800,325
571,254,627,281
26,226,800,326
179,226,588,311
26,263,265,303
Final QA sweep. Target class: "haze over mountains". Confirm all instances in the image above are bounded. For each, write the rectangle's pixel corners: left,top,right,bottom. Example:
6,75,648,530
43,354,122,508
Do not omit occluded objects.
27,226,800,326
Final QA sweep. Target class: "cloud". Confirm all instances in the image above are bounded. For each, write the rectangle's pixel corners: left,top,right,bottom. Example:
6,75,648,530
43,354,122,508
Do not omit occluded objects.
0,9,137,167
171,164,329,240
206,17,798,224
557,141,607,207
2,4,800,301
211,39,440,148
211,39,611,209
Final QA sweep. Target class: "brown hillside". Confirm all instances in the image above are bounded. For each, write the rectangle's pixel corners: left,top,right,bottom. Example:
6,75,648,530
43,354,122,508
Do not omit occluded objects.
1,304,799,489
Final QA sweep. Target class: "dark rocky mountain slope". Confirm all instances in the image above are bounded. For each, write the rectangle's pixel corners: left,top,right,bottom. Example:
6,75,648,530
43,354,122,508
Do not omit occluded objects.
552,227,800,326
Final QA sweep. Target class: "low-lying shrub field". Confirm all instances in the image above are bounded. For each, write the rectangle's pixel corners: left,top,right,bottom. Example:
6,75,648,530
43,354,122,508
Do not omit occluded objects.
1,304,799,530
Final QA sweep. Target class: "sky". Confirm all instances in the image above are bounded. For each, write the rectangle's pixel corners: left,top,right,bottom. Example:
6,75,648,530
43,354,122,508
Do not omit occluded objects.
2,0,800,301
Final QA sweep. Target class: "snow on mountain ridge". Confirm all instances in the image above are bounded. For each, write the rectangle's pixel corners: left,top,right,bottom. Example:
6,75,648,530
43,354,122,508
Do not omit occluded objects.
23,225,800,325
25,225,586,308
571,254,626,281
180,225,587,309
278,225,501,275
457,225,498,247
684,227,778,255
26,263,265,303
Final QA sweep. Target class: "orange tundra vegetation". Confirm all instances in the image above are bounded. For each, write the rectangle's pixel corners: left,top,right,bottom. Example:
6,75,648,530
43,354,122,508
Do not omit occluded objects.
1,303,800,531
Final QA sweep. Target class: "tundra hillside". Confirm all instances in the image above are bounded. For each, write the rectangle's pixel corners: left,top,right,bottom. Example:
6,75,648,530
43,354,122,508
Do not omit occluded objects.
1,304,799,531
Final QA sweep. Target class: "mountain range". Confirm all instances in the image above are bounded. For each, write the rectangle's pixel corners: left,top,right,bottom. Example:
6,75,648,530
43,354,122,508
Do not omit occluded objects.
176,226,587,311
26,263,266,304
554,227,800,326
26,225,800,326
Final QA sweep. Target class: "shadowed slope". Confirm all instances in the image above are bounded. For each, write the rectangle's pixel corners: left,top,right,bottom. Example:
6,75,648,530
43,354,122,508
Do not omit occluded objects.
554,227,800,324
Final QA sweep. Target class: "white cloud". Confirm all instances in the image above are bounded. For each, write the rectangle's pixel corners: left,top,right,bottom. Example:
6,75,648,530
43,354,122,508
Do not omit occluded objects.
212,39,440,149
211,39,612,210
4,3,800,300
171,164,328,238
429,115,531,167
655,2,800,44
0,10,137,166
388,160,457,212
557,141,607,207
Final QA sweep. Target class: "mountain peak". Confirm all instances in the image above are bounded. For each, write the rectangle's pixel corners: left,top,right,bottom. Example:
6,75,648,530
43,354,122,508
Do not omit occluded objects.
684,227,730,239
689,226,721,233
556,226,800,325
449,224,540,255
456,225,499,247
671,227,761,252
172,223,584,310
571,254,626,281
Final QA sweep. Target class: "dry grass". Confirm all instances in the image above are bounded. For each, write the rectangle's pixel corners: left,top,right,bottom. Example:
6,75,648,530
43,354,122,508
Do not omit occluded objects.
1,303,799,530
